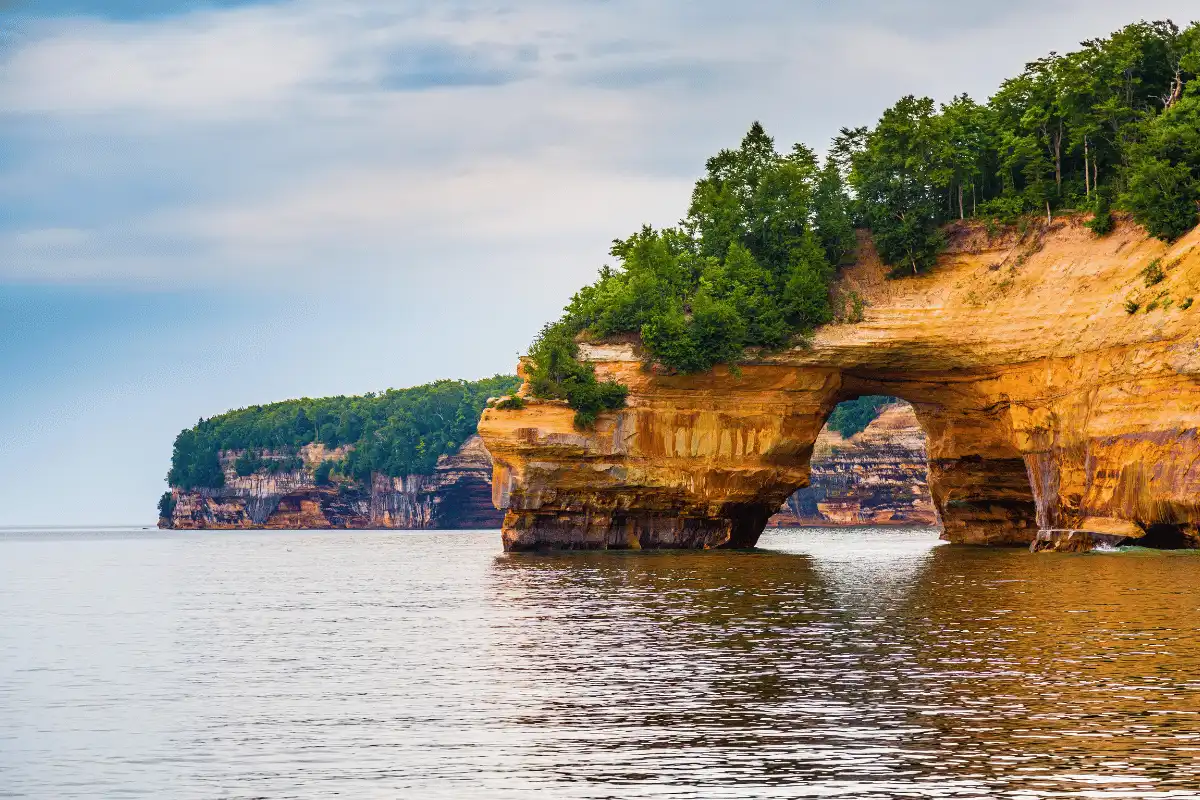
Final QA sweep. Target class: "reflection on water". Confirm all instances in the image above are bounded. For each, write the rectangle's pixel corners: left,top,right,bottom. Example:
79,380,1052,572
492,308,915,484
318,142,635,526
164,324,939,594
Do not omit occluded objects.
1,527,1198,798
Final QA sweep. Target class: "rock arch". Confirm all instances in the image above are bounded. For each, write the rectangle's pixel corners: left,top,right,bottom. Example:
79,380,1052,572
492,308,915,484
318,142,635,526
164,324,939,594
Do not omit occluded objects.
480,220,1200,552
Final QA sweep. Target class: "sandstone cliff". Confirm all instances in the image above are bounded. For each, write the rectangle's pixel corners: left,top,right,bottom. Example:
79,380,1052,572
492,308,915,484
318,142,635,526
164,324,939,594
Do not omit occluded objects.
768,403,936,527
162,436,503,530
481,217,1200,552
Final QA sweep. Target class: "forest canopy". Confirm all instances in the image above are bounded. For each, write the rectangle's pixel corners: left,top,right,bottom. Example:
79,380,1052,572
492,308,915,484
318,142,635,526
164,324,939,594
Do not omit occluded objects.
167,376,520,490
528,19,1200,424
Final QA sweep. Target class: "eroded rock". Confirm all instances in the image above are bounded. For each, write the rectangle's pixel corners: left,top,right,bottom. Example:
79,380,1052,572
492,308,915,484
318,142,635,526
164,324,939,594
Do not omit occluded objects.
481,218,1200,551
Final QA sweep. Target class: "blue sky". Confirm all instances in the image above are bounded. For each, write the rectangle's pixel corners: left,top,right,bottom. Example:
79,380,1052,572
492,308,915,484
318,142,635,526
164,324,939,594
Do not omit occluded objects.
3,0,1198,525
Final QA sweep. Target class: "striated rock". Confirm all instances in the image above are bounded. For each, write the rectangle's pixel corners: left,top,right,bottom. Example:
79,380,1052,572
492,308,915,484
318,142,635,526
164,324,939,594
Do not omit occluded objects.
163,436,504,530
768,403,937,527
480,217,1200,552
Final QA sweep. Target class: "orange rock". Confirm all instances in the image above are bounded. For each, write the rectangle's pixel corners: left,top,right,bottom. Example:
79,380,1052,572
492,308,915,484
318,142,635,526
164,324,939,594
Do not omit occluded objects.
480,217,1200,552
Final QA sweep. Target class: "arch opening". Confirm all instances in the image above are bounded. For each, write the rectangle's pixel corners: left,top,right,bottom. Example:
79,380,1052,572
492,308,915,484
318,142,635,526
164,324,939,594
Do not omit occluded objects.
757,377,1043,548
768,396,936,530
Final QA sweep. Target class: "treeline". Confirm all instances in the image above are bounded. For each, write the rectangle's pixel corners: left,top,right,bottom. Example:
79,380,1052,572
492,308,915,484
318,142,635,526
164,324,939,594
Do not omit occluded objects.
527,19,1200,426
844,19,1200,272
166,376,520,490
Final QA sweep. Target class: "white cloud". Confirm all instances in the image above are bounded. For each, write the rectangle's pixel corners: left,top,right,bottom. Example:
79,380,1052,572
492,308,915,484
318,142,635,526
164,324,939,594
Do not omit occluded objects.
0,6,333,116
2,0,1199,288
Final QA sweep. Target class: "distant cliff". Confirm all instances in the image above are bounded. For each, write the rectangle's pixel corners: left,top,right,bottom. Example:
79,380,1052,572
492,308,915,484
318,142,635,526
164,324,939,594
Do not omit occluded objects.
161,435,501,530
768,403,936,527
162,407,937,531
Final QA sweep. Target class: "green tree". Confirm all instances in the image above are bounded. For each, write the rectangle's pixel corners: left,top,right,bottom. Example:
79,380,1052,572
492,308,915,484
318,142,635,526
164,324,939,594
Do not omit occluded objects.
1124,89,1200,240
849,96,947,275
313,460,336,486
812,156,857,265
157,492,176,520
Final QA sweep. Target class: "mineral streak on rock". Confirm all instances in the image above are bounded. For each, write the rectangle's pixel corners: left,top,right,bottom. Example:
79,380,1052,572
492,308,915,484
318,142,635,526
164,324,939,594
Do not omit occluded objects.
767,403,937,528
163,436,503,530
480,218,1200,552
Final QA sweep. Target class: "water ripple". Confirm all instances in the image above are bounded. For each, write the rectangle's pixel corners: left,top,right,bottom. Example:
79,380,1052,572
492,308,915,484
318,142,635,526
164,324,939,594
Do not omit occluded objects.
1,528,1198,798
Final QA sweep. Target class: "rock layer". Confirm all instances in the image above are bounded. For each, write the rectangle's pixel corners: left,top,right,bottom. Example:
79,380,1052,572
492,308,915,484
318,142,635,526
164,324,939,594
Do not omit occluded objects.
480,218,1200,552
768,403,936,527
163,436,503,530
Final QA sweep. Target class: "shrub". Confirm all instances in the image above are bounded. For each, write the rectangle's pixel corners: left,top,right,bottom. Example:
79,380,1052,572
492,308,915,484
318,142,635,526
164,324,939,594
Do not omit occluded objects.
234,451,262,476
157,492,176,520
1182,297,1194,310
1086,187,1115,237
1124,299,1141,314
1142,259,1166,287
527,323,628,429
313,460,335,486
493,395,526,411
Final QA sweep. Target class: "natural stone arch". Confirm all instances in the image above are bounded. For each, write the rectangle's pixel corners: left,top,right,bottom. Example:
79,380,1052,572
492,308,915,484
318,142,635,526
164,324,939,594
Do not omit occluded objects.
834,374,1039,546
481,220,1200,552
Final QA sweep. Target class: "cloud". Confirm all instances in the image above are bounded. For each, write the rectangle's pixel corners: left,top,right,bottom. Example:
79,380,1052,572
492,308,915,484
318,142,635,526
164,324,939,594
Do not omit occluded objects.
5,0,1200,526
0,6,331,116
3,0,1200,290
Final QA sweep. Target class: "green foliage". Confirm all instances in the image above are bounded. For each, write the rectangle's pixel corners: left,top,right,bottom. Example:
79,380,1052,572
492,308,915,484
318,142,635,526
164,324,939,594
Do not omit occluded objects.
1087,186,1116,236
525,19,1200,419
167,375,520,489
234,451,260,477
833,20,1200,256
157,492,176,520
527,324,628,428
1142,258,1166,286
167,428,225,490
313,460,336,486
493,395,526,411
1182,297,1194,310
1125,298,1141,314
1122,32,1200,240
813,156,858,266
234,451,302,476
845,96,949,275
825,396,895,438
534,123,834,390
836,290,867,323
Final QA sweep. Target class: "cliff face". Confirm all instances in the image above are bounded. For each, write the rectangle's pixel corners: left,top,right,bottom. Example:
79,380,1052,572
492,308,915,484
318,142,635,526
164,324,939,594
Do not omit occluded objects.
768,404,936,527
480,218,1200,552
162,436,503,530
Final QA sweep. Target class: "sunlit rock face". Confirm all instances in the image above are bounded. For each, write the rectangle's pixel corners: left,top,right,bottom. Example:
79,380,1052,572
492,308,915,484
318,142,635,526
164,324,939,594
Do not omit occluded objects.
768,403,937,528
163,436,503,530
480,218,1200,552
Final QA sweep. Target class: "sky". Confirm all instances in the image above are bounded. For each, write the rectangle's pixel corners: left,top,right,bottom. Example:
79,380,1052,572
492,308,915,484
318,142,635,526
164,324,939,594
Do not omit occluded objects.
2,0,1198,525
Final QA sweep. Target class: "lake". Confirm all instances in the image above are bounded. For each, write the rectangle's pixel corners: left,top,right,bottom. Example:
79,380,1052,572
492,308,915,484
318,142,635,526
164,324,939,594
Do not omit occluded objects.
1,527,1198,798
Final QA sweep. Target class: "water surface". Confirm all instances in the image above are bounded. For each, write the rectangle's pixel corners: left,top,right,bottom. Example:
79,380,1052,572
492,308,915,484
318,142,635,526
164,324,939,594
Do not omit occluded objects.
1,527,1198,798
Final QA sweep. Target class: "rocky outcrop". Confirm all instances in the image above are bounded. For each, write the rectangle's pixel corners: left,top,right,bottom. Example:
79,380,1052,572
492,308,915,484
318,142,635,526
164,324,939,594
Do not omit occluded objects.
162,436,503,530
767,403,936,527
480,217,1200,552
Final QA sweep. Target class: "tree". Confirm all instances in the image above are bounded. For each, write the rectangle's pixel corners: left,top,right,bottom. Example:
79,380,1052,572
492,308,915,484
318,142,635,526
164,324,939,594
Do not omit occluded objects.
849,96,947,274
157,492,176,520
812,156,857,265
1124,87,1200,240
313,460,335,486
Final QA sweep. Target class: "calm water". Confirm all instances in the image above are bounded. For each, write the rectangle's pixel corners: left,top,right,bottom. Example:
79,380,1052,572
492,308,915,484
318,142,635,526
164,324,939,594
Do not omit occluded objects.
1,528,1199,799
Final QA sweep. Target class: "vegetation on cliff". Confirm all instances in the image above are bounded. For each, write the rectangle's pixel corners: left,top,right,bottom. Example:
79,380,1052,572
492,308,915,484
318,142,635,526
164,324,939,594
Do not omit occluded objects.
527,19,1200,423
167,376,520,490
825,396,896,439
